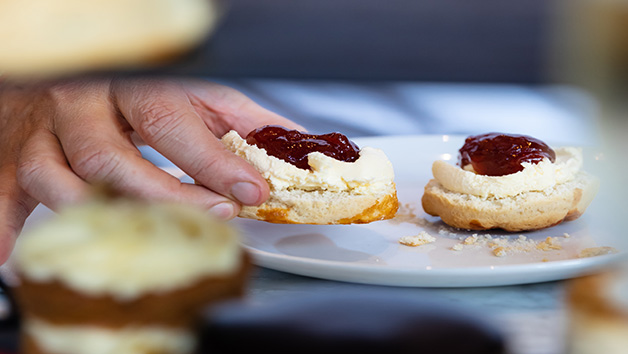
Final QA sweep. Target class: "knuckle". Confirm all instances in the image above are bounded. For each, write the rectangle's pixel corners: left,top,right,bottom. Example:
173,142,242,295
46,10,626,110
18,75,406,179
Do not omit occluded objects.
70,147,121,182
134,101,188,144
190,153,217,175
16,155,49,192
13,194,34,224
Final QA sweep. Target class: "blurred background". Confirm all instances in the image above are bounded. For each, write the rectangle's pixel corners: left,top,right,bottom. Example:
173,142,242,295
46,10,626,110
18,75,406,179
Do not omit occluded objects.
185,0,552,83
142,0,604,144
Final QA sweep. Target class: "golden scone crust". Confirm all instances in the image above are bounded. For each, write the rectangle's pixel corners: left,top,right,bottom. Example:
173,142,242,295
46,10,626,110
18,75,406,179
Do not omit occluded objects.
421,171,598,232
240,188,398,224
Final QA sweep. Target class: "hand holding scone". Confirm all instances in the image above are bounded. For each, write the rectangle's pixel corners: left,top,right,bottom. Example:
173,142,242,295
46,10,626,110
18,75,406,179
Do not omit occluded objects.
422,133,599,231
0,77,302,264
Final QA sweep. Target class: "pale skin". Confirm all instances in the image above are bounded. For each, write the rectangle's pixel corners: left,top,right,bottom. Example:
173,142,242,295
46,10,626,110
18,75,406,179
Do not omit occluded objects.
0,77,303,264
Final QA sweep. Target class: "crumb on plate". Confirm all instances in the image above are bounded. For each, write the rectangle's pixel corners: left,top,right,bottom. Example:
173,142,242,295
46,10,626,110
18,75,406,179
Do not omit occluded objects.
398,231,436,247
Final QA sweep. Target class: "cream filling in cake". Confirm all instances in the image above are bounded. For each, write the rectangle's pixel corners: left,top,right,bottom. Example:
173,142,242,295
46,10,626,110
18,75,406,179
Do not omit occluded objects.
431,147,583,198
221,130,395,195
26,317,196,354
14,199,242,301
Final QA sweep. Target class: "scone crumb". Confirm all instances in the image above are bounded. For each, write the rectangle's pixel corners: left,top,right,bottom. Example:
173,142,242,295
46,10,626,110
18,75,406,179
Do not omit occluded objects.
390,203,417,224
390,203,434,227
492,247,507,257
399,231,436,247
451,243,464,251
451,233,566,257
463,235,479,245
438,228,458,237
537,237,562,251
578,247,619,258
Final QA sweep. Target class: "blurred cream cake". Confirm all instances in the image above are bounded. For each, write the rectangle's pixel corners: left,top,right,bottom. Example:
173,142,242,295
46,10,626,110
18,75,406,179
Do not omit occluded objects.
0,0,220,77
221,126,398,224
12,196,249,354
567,262,628,354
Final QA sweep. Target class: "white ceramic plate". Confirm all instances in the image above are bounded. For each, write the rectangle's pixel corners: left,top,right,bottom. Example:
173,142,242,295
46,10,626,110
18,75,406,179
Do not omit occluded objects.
235,135,626,287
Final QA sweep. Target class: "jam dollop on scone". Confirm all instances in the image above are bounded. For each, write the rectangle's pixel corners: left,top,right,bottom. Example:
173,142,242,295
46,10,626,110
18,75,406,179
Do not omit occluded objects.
222,125,398,224
245,125,361,170
458,132,556,176
421,133,599,231
12,196,250,354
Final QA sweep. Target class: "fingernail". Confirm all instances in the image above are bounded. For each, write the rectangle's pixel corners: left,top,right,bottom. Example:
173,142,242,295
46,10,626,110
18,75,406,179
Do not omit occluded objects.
231,182,261,205
209,202,236,220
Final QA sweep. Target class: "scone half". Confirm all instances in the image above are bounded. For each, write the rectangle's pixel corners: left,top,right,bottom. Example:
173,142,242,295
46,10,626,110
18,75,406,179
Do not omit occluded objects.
421,171,599,232
221,129,399,224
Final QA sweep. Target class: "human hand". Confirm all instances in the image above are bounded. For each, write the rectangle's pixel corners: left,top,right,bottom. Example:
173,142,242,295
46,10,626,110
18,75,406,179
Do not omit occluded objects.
0,77,302,264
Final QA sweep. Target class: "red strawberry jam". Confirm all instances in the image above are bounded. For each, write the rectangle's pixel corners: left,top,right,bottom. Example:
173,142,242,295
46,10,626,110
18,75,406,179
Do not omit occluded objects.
458,133,556,176
245,125,360,170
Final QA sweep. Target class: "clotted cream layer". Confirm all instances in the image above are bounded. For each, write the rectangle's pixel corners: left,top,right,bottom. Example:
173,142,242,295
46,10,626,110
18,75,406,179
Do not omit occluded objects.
432,147,582,198
221,130,395,195
14,199,242,301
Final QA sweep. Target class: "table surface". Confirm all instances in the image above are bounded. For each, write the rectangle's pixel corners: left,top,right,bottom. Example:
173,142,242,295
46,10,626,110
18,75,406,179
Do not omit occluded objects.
247,266,567,354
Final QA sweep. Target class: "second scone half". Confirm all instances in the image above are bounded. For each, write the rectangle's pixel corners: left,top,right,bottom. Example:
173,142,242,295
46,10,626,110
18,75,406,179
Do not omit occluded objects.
421,139,599,232
221,130,398,224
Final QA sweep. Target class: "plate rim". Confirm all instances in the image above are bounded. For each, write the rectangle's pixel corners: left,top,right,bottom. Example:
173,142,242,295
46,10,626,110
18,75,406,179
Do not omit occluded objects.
245,245,624,287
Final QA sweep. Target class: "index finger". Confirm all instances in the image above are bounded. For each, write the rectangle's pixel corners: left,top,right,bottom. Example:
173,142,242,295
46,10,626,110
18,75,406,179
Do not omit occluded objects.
111,79,270,206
